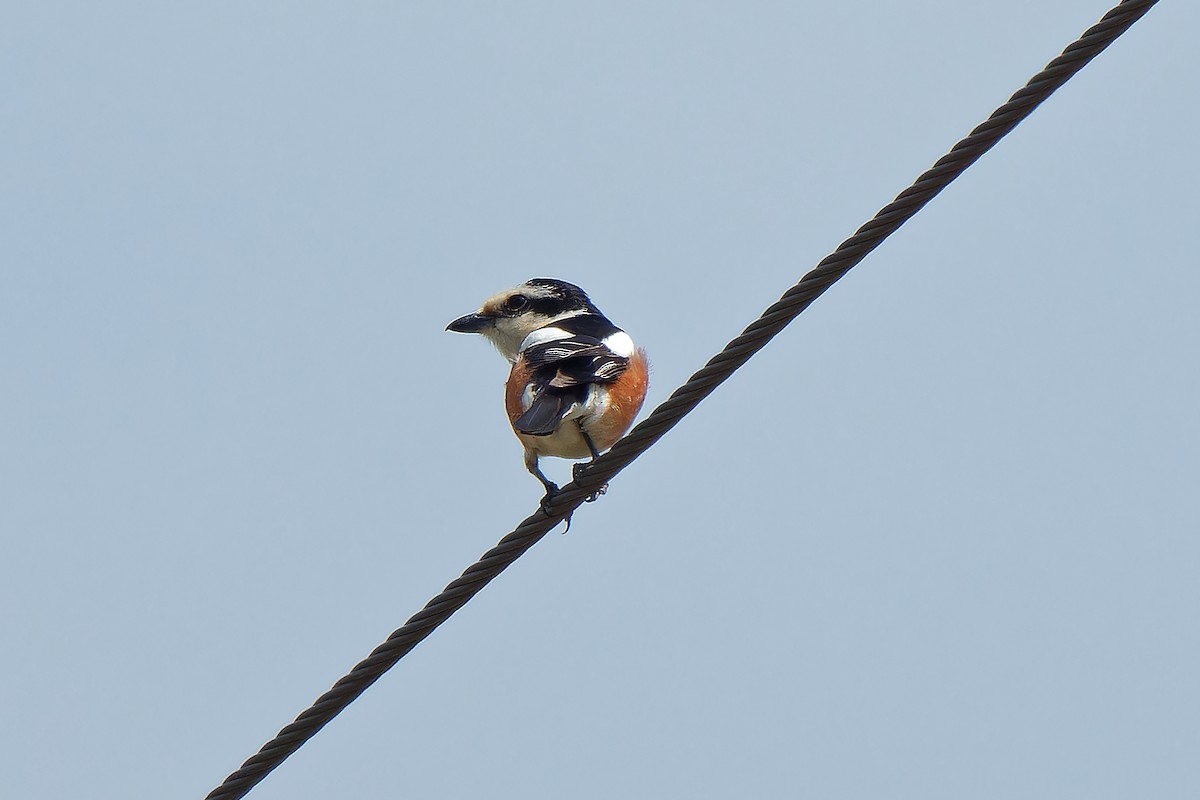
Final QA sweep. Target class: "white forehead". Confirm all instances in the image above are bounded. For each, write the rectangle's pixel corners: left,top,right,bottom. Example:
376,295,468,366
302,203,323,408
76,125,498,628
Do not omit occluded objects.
477,284,544,316
517,281,560,299
479,281,558,314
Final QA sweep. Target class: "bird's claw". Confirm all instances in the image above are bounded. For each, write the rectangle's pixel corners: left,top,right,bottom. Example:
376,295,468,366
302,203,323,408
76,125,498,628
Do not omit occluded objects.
538,467,603,533
571,463,607,503
539,483,560,516
539,484,573,533
583,484,608,503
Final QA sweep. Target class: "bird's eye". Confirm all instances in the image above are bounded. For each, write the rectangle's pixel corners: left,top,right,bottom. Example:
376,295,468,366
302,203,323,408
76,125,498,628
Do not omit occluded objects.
504,294,528,312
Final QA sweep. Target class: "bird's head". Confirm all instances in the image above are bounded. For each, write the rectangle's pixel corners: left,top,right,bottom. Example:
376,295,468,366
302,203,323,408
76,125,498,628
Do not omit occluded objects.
446,278,598,362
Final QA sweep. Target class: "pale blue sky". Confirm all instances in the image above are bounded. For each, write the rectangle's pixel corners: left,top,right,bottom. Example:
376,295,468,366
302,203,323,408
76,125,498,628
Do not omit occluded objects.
2,2,1197,798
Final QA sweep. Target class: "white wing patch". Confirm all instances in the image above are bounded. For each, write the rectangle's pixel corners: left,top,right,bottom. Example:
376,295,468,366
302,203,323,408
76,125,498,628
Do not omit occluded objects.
518,326,573,354
602,331,635,357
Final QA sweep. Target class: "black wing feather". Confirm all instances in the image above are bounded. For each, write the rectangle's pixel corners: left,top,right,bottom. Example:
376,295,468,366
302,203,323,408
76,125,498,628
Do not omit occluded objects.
515,333,630,437
514,390,579,435
521,337,611,368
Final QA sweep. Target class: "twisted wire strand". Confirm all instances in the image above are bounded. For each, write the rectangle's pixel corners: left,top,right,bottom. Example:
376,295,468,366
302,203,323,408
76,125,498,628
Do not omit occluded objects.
206,2,1158,797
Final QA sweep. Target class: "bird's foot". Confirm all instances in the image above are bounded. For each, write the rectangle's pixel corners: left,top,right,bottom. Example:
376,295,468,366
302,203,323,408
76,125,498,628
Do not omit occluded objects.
571,462,607,503
539,483,574,533
538,482,560,516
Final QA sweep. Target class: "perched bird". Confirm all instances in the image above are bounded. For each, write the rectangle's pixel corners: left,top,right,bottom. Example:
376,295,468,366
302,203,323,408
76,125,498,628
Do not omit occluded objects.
447,278,649,509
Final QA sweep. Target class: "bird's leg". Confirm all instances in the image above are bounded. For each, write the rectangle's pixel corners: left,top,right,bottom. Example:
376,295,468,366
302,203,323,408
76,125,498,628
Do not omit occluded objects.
526,450,572,530
525,450,558,508
574,423,608,502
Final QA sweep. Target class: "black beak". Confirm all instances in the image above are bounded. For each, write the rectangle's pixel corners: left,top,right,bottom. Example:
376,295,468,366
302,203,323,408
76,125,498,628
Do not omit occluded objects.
446,312,492,333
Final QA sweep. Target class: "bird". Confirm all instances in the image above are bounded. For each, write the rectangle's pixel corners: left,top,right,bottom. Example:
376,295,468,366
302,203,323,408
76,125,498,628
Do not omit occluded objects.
447,278,649,512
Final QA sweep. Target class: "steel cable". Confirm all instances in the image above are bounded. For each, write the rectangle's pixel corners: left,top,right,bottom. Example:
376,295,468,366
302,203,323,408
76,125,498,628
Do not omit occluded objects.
206,2,1159,797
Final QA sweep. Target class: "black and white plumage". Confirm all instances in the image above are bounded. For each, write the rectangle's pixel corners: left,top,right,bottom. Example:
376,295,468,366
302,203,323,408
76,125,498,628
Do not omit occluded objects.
447,278,649,507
